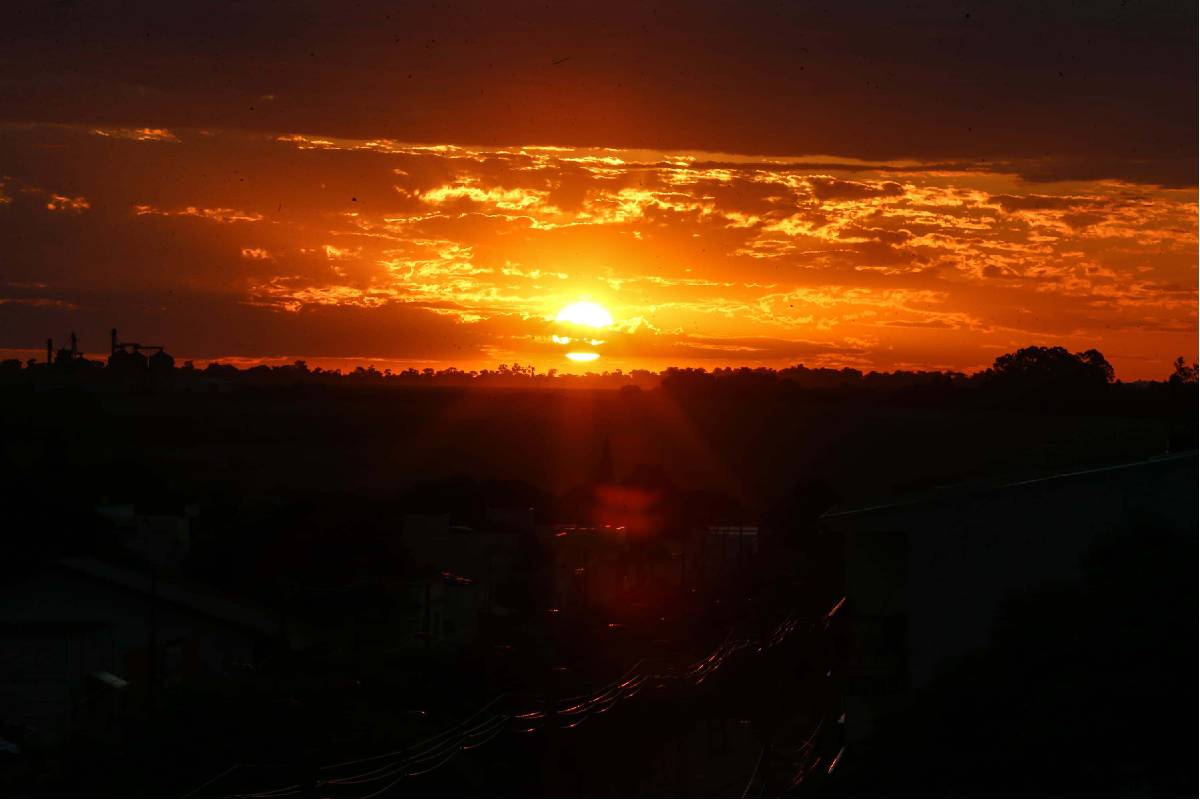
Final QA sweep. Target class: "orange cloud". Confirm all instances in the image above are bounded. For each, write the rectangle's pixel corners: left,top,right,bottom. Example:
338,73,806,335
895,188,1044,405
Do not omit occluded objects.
45,193,90,212
91,127,179,143
134,204,262,223
0,125,1194,379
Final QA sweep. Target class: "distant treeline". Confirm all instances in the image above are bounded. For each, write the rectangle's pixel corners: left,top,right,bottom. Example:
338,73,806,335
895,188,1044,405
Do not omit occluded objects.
1,345,1196,393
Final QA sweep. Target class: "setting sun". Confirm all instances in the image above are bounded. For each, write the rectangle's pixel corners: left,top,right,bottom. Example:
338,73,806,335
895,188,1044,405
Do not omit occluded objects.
556,301,613,329
0,4,1194,795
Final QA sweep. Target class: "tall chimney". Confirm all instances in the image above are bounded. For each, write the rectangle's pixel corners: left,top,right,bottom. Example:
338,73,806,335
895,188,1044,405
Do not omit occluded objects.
111,328,118,355
47,338,53,365
70,332,77,356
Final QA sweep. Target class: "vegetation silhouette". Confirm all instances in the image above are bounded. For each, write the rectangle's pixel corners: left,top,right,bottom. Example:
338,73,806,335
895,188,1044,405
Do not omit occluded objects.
4,340,1190,396
0,340,1195,796
1169,355,1199,386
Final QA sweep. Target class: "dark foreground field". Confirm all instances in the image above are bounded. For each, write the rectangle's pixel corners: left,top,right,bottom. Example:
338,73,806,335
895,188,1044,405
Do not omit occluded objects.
1,373,1195,796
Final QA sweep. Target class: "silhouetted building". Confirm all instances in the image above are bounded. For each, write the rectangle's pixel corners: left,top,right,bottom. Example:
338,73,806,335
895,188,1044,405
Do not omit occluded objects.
0,557,288,745
413,569,489,646
695,524,758,565
51,332,85,367
821,451,1198,742
541,524,629,609
399,514,522,647
107,347,148,372
148,349,175,372
106,327,172,373
95,503,196,568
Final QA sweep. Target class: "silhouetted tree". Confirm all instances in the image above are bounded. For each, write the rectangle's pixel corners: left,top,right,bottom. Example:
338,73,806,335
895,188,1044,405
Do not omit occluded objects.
991,345,1113,385
985,346,1114,407
1075,348,1115,383
1168,356,1197,385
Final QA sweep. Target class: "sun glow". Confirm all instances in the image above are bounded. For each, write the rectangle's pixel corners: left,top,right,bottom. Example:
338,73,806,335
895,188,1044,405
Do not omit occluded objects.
555,301,613,329
555,302,611,365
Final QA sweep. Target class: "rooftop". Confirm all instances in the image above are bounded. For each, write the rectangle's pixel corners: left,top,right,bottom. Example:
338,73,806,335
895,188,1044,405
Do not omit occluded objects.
820,450,1197,522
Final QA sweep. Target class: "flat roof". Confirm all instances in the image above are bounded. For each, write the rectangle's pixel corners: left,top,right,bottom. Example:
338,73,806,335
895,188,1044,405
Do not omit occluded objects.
58,557,281,637
820,450,1197,521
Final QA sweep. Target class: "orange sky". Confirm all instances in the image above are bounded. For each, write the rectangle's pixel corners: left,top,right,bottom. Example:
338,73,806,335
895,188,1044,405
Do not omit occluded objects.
0,124,1195,379
2,1,1196,380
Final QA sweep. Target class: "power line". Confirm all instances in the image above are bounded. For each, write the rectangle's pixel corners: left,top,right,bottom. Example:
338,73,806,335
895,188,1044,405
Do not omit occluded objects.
221,606,814,797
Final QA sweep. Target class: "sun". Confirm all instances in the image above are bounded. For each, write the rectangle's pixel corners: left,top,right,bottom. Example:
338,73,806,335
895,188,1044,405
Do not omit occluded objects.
555,301,613,329
554,301,612,364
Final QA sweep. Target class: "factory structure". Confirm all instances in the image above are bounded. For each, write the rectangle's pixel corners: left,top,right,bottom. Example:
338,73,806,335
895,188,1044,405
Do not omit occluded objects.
106,328,174,372
46,332,87,368
32,327,175,373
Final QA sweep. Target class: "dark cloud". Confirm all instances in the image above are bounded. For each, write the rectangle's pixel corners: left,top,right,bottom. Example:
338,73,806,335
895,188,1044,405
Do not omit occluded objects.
810,178,905,202
0,283,493,361
0,123,1194,378
607,334,870,362
1003,156,1197,189
0,0,1194,185
837,225,912,245
1061,212,1106,230
989,194,1096,213
982,265,1018,279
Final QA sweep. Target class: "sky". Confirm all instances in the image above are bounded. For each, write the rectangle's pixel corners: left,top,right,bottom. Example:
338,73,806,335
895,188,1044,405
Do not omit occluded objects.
1,0,1196,379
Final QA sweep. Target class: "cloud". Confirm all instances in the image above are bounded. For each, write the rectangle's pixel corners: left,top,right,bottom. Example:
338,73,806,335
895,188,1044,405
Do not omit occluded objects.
133,204,263,223
419,179,553,212
809,177,906,202
881,319,956,329
0,123,1194,378
988,194,1096,214
0,178,91,213
44,193,90,212
91,127,179,143
3,1,1195,186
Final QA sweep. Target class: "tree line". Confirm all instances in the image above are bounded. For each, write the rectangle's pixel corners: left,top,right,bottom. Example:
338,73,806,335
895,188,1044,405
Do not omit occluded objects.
2,345,1196,392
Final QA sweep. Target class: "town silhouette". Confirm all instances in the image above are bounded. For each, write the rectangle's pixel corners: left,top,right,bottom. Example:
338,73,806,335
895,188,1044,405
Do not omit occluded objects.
2,0,1197,796
1,332,1196,795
